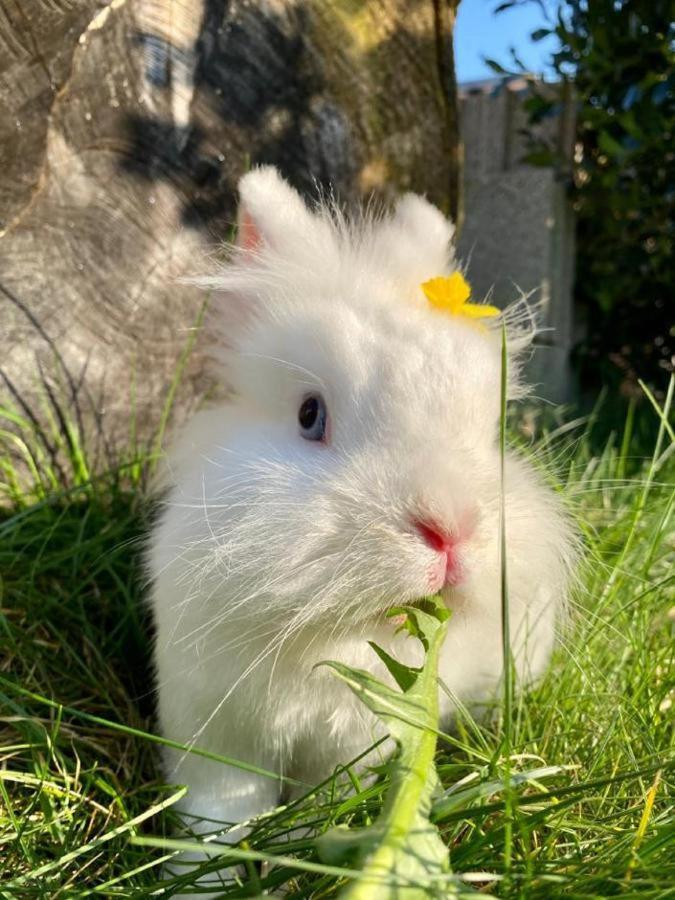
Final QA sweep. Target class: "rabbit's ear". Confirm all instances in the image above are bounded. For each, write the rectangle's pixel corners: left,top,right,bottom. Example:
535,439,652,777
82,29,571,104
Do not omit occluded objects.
373,193,456,288
192,169,318,345
392,193,455,257
236,208,263,252
236,166,316,253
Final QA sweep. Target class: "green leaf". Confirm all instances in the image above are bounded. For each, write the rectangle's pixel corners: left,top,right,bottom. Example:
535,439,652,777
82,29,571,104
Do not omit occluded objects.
367,642,418,692
484,58,509,75
317,597,470,898
317,660,432,744
598,131,627,159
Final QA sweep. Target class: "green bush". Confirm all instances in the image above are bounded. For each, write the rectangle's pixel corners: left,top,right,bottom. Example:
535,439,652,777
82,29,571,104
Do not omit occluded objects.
494,0,674,394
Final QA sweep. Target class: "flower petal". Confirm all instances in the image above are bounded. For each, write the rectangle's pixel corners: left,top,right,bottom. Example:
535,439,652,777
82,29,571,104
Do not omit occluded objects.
461,303,500,319
421,273,472,312
421,273,498,324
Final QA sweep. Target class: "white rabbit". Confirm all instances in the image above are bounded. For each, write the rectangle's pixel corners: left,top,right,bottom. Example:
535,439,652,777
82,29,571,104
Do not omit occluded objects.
149,166,575,888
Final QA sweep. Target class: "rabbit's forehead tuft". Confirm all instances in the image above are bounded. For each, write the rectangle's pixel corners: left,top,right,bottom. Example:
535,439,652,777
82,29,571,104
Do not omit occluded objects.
237,293,502,434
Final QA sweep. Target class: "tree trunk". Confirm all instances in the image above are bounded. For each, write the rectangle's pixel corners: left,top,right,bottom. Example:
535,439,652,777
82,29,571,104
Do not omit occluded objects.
0,0,461,467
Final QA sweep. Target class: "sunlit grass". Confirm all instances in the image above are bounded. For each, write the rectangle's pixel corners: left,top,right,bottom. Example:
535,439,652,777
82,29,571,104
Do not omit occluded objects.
0,374,673,896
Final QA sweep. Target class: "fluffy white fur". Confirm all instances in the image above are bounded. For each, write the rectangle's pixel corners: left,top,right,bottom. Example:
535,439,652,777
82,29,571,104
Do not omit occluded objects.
149,167,575,888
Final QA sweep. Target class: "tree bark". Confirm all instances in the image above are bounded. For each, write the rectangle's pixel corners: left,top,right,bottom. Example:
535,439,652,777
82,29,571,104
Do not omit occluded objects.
0,0,461,466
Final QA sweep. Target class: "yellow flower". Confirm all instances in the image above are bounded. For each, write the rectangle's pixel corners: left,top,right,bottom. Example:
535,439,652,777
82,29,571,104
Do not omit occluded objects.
421,273,499,321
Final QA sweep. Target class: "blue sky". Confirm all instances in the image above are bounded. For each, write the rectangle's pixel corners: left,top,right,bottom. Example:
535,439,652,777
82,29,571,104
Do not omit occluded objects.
454,0,560,84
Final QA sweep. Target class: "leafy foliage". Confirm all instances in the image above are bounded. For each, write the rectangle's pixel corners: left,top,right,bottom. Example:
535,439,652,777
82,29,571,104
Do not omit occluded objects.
495,0,674,392
317,599,455,898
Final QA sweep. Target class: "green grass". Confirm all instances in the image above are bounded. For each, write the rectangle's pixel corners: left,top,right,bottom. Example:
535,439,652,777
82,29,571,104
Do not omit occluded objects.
0,377,673,897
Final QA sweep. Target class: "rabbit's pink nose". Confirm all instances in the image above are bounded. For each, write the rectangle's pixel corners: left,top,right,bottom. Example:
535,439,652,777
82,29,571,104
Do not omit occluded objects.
414,519,456,555
413,518,467,588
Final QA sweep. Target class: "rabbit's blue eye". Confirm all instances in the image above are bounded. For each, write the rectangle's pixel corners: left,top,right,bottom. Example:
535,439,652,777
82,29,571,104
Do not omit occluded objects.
298,394,327,442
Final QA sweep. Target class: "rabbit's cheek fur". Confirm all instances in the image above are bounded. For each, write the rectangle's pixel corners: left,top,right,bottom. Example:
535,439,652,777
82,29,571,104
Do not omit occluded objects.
148,167,576,875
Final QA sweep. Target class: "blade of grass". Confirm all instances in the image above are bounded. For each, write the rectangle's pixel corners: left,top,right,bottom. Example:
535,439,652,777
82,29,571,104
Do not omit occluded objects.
4,787,187,888
499,322,514,883
624,769,663,883
0,676,304,787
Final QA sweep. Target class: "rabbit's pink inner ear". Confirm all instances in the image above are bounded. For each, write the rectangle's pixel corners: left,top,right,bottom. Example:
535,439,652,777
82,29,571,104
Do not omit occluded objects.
237,208,263,252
